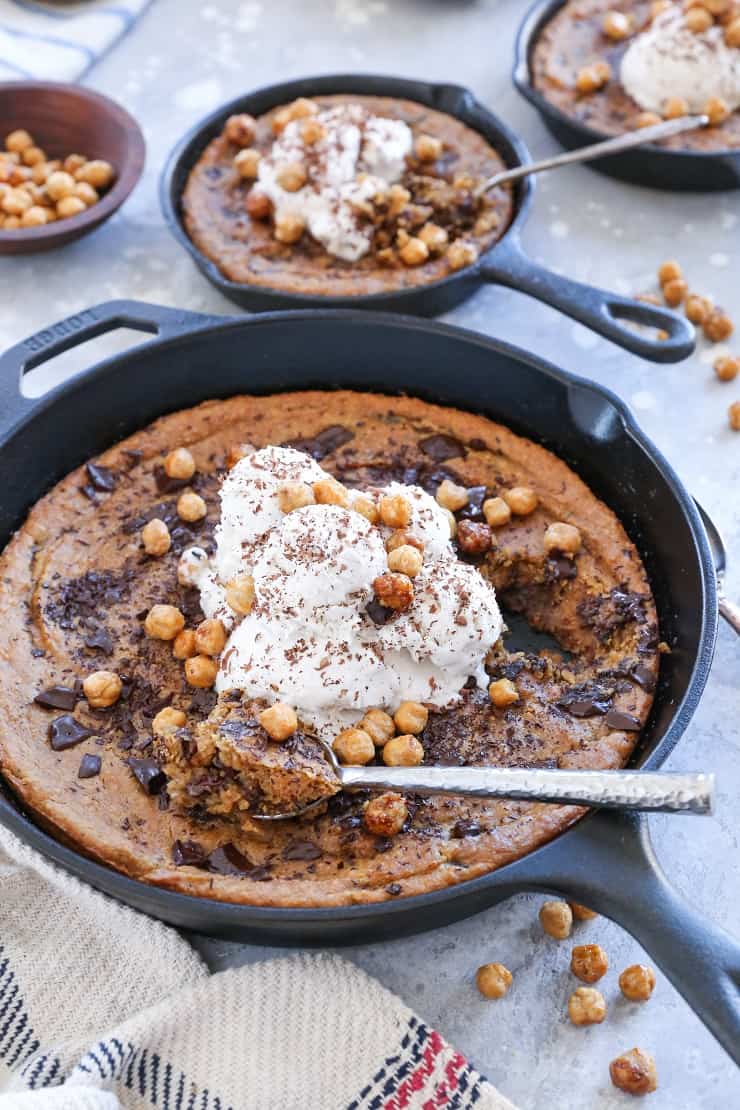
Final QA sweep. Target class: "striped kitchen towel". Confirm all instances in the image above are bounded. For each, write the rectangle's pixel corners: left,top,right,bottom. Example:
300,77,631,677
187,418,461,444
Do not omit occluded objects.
0,824,517,1109
0,1,152,83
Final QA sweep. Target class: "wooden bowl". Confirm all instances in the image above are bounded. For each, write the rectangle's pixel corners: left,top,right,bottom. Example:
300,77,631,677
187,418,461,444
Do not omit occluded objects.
0,81,145,255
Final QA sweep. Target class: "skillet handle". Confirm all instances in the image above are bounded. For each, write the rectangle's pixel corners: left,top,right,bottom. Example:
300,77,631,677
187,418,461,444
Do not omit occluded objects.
480,235,694,363
0,300,224,435
512,809,740,1065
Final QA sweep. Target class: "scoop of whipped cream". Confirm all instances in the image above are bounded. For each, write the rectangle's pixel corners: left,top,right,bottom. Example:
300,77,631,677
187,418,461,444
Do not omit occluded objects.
257,103,412,262
621,5,740,114
182,446,503,740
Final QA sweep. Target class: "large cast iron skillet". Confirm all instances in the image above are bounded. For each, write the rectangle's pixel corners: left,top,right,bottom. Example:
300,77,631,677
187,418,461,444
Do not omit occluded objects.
160,73,693,362
514,0,740,192
0,301,738,1063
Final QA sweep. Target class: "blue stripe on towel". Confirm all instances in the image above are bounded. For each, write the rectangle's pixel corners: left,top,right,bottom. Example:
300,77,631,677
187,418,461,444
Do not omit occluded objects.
0,21,95,62
0,55,32,77
9,0,133,26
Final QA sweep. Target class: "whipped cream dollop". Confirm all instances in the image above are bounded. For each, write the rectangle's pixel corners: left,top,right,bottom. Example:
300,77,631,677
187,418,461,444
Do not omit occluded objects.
182,446,503,740
621,5,740,114
257,103,412,261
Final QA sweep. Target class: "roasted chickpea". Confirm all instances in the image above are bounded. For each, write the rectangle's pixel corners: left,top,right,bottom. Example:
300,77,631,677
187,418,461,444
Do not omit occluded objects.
729,401,740,430
312,477,349,507
685,293,711,324
274,213,305,243
662,277,688,307
575,62,611,94
456,520,492,554
301,118,326,144
569,902,598,921
333,727,375,765
20,205,48,228
164,446,195,480
603,10,631,38
1,188,30,216
5,129,33,153
177,490,207,522
436,479,469,512
568,987,607,1026
714,355,740,382
234,148,261,179
259,701,298,741
379,493,412,528
726,17,740,46
246,189,272,220
57,196,86,219
543,522,582,557
226,574,256,615
415,133,443,161
706,94,731,126
418,222,449,254
399,236,430,267
224,113,256,147
373,572,414,611
64,153,86,174
184,654,218,689
383,734,424,767
142,518,171,557
360,708,396,747
76,160,114,189
489,678,519,708
476,963,513,999
609,1048,658,1095
571,943,609,983
663,96,689,119
446,239,479,271
363,792,408,836
658,259,682,285
503,486,538,516
277,480,315,513
172,629,197,660
394,701,428,735
145,604,185,641
152,707,187,737
539,900,573,939
387,544,423,577
704,309,733,342
635,111,662,128
74,182,99,206
194,618,227,657
685,5,714,32
482,496,512,528
352,495,379,523
386,529,423,553
83,670,122,709
276,161,307,192
619,964,656,1001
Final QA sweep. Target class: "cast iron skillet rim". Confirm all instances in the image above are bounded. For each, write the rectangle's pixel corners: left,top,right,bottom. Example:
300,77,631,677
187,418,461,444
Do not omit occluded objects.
513,0,736,162
159,72,534,308
0,306,716,921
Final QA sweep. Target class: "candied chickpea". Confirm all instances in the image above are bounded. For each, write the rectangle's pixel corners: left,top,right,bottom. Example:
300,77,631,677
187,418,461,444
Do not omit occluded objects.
259,701,298,741
142,517,171,557
394,700,428,735
20,206,48,228
333,726,375,765
705,96,731,125
399,236,429,267
274,213,305,243
83,670,122,709
145,604,185,641
635,111,662,128
415,133,443,162
246,189,272,220
1,188,30,216
704,309,733,342
152,707,187,737
568,987,607,1026
224,113,256,147
234,148,261,179
75,160,114,189
726,17,740,46
603,10,631,38
383,734,424,767
457,520,492,554
31,161,52,185
483,496,512,528
436,479,469,512
446,239,479,271
278,480,315,512
489,678,519,708
663,96,689,119
619,963,656,1001
543,522,582,557
503,486,538,516
164,446,195,480
418,222,449,254
728,401,740,430
650,0,671,16
194,618,227,657
373,571,414,611
5,129,33,153
569,902,598,921
387,544,423,577
685,293,711,324
313,477,349,507
609,1048,658,1095
386,529,423,553
539,900,573,939
74,182,99,207
387,182,411,216
703,0,730,13
184,655,218,689
658,259,682,285
172,629,197,660
288,97,318,120
360,708,396,747
64,153,86,174
715,355,740,381
226,573,256,615
476,963,513,999
571,943,609,983
352,495,379,523
276,161,307,192
685,5,714,32
443,508,457,538
301,117,326,144
57,196,86,219
363,792,408,836
177,490,207,522
379,493,412,528
575,62,611,94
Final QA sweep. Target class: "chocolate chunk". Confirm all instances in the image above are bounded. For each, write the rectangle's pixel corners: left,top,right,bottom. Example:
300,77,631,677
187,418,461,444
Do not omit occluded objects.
35,684,78,711
78,753,101,779
418,433,466,462
545,557,578,583
386,883,403,896
630,663,656,692
154,465,191,494
127,757,167,795
457,485,487,520
365,598,393,626
205,843,253,875
604,709,641,731
49,714,94,751
86,463,116,492
557,683,613,718
285,424,354,461
84,628,114,654
467,438,487,451
451,819,482,838
172,839,208,867
283,840,322,861
577,588,646,644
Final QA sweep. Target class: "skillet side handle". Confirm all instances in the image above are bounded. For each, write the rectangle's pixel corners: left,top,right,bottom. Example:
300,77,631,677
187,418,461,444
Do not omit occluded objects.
0,300,225,435
517,810,740,1065
480,236,695,363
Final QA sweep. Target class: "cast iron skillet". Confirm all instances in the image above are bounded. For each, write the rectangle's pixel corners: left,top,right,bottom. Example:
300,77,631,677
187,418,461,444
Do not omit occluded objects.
514,0,740,192
160,73,693,362
0,301,738,1064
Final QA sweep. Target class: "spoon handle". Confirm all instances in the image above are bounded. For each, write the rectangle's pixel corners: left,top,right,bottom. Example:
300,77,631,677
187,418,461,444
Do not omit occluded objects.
477,114,708,195
339,766,713,814
719,595,740,636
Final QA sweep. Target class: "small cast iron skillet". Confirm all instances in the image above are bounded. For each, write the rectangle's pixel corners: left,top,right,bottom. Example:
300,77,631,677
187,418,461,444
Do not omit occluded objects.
160,73,692,363
514,0,740,192
0,300,738,1062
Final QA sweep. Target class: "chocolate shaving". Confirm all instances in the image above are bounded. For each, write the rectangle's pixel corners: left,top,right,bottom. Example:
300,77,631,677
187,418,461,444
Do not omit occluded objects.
84,628,114,655
127,757,167,795
85,463,116,492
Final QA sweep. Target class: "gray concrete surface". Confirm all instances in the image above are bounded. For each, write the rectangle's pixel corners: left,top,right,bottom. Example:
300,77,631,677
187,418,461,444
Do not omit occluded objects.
1,1,738,1105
